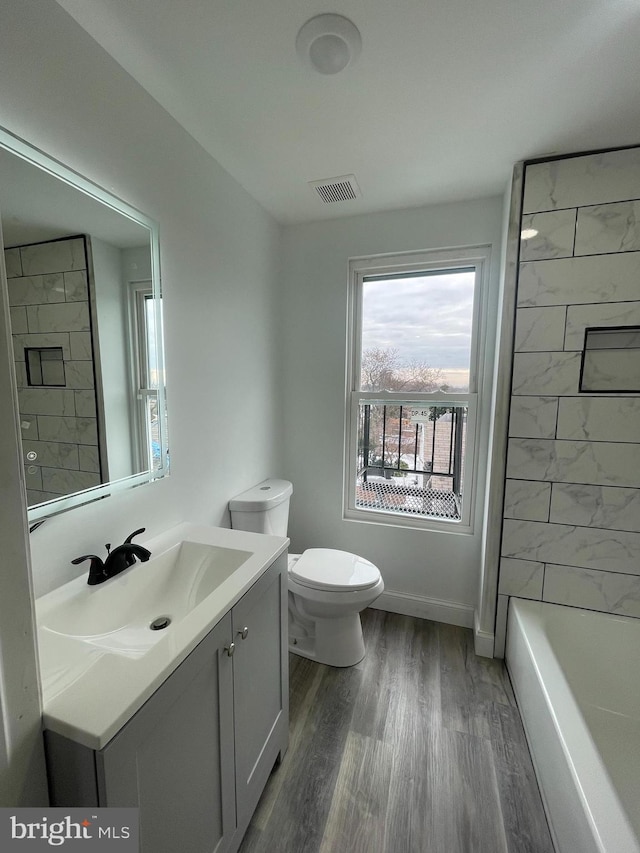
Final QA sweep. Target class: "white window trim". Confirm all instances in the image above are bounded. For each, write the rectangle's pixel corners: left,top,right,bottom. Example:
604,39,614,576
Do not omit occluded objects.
126,279,158,473
343,245,491,534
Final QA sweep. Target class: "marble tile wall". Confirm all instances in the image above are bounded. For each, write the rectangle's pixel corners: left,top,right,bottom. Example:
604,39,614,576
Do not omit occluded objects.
496,146,640,653
5,237,102,506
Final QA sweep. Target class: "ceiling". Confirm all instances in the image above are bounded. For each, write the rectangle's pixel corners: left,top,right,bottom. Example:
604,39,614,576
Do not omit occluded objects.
55,0,640,224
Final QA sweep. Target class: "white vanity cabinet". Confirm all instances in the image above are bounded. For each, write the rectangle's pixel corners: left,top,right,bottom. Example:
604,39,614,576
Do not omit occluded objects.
45,554,288,853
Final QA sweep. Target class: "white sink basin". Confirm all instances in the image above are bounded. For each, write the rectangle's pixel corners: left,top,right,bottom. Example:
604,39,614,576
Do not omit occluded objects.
36,522,289,750
39,540,251,649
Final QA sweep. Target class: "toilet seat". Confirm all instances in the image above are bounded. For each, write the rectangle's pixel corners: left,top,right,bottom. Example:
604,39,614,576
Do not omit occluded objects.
289,548,380,592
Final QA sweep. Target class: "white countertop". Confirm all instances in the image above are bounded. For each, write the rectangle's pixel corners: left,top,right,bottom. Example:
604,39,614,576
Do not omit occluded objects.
36,523,288,751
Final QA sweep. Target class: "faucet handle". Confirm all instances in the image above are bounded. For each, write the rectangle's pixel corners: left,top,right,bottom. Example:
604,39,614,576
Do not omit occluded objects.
71,554,107,586
124,527,146,545
71,553,102,565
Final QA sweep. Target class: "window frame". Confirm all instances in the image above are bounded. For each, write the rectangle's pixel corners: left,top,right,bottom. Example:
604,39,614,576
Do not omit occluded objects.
343,245,491,533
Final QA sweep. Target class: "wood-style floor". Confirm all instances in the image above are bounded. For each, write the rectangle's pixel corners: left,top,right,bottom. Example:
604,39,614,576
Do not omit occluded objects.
239,609,555,853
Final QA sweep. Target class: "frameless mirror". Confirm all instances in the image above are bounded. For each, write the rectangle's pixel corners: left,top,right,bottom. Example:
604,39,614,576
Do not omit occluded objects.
0,128,169,522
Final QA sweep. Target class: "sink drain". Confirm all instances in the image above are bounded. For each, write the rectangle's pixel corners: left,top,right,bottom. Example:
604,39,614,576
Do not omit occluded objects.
150,616,171,631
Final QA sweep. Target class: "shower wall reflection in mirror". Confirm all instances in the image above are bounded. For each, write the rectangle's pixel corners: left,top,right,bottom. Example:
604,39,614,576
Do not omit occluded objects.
0,129,169,522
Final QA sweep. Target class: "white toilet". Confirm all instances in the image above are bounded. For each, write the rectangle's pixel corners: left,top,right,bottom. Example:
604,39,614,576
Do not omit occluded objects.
229,479,384,667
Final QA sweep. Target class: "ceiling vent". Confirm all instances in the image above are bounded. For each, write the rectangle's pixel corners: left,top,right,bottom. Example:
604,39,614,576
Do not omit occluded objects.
309,174,361,204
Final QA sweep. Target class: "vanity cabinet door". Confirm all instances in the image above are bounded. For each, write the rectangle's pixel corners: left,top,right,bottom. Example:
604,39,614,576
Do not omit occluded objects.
97,613,236,853
231,554,288,839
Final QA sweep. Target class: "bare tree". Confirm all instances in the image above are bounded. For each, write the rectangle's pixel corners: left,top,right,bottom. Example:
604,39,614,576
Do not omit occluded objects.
360,347,443,392
360,346,400,391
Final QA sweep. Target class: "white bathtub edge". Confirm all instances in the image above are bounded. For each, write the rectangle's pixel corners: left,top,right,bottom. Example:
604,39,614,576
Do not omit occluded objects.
506,598,639,853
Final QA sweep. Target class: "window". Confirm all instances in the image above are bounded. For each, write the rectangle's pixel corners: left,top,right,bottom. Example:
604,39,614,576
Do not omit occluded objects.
344,246,489,531
129,281,168,474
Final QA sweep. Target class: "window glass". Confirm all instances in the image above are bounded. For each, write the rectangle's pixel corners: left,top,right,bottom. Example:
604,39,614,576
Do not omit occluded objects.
360,270,475,393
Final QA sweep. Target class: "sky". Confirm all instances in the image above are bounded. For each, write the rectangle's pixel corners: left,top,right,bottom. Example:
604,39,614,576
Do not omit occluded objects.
361,270,475,388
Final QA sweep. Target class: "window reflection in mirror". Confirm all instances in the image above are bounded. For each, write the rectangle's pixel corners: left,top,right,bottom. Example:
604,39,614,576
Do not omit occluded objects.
130,281,168,473
0,127,169,521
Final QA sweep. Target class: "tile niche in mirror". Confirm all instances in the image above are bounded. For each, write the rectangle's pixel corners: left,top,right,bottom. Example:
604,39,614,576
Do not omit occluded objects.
25,347,65,387
0,126,169,521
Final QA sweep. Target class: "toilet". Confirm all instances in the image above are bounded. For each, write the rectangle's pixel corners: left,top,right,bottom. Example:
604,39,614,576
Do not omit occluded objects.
229,479,384,667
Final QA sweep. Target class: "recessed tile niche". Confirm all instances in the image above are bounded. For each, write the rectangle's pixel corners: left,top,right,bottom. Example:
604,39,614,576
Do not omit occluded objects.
25,346,65,387
579,326,640,393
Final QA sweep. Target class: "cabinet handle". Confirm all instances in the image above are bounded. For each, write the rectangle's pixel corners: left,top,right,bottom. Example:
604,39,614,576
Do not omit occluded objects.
225,642,235,657
238,626,249,640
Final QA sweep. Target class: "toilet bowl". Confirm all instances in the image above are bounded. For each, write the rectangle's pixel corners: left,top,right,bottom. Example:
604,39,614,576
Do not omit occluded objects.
287,549,384,667
228,479,384,667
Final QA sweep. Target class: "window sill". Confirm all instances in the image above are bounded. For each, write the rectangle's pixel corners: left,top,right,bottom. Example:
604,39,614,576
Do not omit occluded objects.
343,506,474,536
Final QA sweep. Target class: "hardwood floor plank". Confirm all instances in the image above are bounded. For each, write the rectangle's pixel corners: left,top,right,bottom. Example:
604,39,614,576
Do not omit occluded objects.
487,701,555,853
318,731,393,853
439,622,514,739
381,714,440,853
432,727,509,853
375,613,444,852
348,610,393,741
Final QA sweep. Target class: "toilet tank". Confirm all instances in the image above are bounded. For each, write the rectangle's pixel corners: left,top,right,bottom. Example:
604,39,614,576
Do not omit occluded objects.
229,479,293,536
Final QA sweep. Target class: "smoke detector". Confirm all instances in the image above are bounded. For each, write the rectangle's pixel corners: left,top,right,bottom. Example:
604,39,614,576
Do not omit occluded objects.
308,174,362,204
296,14,362,75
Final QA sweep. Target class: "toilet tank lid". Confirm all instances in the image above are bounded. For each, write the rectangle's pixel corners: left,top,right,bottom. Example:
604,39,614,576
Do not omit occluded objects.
229,479,293,512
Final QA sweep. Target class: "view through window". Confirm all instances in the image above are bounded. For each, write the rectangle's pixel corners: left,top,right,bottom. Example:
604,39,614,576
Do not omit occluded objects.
345,249,486,529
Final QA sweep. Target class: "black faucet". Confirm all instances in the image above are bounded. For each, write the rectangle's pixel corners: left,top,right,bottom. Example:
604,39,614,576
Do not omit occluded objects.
72,528,152,585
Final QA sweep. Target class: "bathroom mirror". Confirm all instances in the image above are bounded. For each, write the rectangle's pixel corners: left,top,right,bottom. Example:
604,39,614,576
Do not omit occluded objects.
0,127,169,522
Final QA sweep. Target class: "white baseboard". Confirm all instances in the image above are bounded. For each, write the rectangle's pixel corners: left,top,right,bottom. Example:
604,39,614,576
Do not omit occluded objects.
370,590,474,629
474,609,495,658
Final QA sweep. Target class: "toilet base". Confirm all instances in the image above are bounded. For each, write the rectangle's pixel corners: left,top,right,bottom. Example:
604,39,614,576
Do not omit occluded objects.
289,611,366,668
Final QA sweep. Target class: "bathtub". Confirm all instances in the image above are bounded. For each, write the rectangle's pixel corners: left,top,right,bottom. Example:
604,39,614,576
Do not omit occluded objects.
506,597,640,853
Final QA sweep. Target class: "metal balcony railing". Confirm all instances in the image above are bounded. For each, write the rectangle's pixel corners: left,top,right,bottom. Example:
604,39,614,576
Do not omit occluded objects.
355,403,467,521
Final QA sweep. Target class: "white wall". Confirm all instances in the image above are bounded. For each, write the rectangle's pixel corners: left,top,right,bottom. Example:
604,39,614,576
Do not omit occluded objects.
280,198,503,624
0,0,283,802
